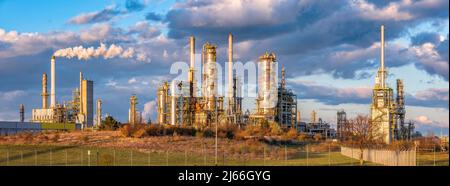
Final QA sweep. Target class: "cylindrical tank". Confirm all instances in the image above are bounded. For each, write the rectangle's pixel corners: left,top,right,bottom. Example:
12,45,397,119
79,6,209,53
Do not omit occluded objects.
202,43,217,110
157,82,169,124
258,52,277,114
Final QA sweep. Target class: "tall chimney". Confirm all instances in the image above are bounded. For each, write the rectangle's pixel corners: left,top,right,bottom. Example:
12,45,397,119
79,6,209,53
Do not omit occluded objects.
50,56,56,108
380,25,385,88
190,36,195,69
189,36,195,97
228,33,233,97
42,73,48,109
96,99,102,126
228,33,234,114
79,72,83,114
19,104,24,122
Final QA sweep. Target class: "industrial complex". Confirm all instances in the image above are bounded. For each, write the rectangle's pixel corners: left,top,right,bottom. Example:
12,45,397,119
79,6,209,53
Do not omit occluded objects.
0,25,415,143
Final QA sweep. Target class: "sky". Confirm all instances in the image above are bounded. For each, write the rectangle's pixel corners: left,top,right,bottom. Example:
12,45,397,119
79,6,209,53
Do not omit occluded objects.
0,0,448,135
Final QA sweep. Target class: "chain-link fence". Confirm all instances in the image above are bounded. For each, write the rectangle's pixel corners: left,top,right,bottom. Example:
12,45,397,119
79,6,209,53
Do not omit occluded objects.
0,145,447,166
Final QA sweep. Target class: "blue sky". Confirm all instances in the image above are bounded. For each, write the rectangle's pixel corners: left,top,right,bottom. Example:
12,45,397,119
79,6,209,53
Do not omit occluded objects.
0,0,448,135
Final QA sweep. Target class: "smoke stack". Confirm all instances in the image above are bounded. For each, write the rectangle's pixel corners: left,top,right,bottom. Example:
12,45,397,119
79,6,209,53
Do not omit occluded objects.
228,33,233,97
380,25,385,88
19,104,24,122
190,36,195,69
189,36,195,97
79,72,83,113
50,56,56,108
96,99,102,126
42,73,48,109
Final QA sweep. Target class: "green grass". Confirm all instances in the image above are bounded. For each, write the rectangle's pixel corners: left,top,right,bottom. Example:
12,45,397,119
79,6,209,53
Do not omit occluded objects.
2,145,446,166
417,151,449,166
0,144,380,166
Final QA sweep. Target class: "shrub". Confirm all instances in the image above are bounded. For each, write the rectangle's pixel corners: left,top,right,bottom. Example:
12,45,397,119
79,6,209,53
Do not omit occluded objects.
51,133,60,143
202,127,214,138
196,131,204,138
119,124,132,137
133,128,147,138
283,128,298,141
22,132,34,142
79,134,89,143
268,122,282,136
146,124,164,136
298,132,308,142
219,124,238,139
163,125,175,136
313,133,322,141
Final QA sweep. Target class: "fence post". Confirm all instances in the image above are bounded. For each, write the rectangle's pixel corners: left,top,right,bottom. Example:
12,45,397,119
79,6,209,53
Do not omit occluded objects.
81,149,83,166
88,150,91,166
185,149,187,166
50,149,52,166
433,148,436,166
284,145,287,166
96,149,99,166
148,152,151,166
21,150,24,165
166,150,169,166
263,146,266,166
6,149,9,166
306,145,309,167
130,150,133,166
65,150,68,166
351,145,354,166
113,149,116,166
35,149,37,166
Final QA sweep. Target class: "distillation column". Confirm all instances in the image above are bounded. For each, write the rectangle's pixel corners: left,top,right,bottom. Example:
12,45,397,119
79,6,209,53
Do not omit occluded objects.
50,56,56,108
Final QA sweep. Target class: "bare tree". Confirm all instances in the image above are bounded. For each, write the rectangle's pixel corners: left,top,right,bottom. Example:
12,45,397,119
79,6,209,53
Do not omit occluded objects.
347,115,383,165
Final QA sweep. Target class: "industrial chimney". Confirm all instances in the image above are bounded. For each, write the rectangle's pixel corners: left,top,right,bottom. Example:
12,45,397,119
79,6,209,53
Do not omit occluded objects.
380,25,385,88
19,104,24,122
50,56,56,108
189,36,195,97
228,33,234,113
41,73,48,109
96,99,102,127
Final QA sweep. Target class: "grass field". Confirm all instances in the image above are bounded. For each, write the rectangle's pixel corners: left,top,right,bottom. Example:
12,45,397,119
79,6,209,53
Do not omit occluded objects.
0,144,378,166
417,151,449,166
0,131,447,166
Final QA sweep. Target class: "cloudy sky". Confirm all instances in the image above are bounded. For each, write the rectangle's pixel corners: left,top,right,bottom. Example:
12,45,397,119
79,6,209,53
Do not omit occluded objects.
0,0,448,135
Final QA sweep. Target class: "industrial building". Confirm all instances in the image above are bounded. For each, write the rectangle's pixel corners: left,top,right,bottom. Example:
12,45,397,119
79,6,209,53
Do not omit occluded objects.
156,34,242,128
128,95,143,125
370,25,414,144
31,56,94,128
297,110,336,139
156,33,298,130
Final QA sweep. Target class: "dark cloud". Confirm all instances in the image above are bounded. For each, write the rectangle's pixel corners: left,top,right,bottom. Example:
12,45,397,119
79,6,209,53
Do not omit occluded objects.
411,32,441,46
68,6,122,25
145,12,163,21
164,0,448,80
288,80,449,109
126,0,146,12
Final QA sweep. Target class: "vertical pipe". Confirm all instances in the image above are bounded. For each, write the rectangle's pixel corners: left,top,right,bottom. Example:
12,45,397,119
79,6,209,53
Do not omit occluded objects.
380,25,385,88
50,56,56,108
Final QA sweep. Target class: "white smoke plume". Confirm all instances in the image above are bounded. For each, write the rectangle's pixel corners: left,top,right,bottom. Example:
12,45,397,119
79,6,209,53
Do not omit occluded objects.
53,43,144,61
